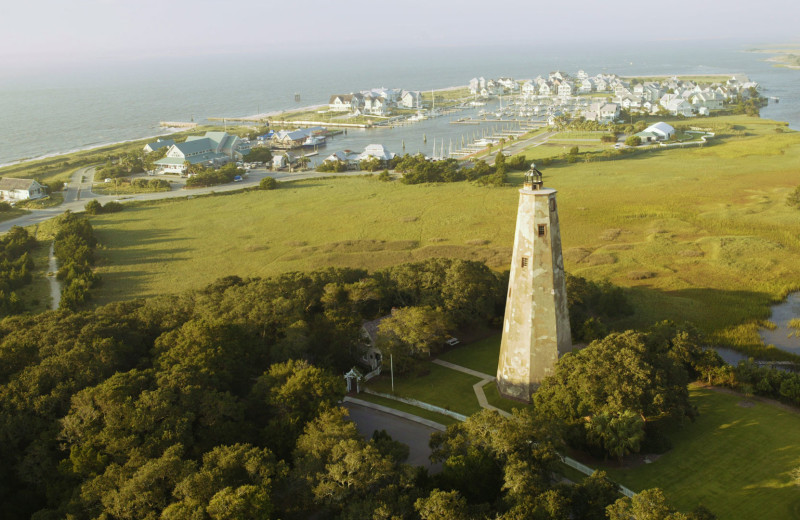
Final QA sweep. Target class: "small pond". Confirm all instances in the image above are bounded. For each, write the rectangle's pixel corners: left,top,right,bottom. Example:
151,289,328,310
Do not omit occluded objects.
758,292,800,356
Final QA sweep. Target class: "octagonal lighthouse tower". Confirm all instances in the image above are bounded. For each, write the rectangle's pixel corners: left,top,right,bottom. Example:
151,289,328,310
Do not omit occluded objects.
497,165,572,402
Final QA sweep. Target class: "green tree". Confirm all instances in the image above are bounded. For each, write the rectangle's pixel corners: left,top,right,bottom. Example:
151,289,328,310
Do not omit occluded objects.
244,147,273,164
585,410,646,461
415,489,470,520
606,488,689,520
84,199,102,215
377,305,451,361
625,135,642,146
162,444,287,520
260,177,278,190
533,330,694,458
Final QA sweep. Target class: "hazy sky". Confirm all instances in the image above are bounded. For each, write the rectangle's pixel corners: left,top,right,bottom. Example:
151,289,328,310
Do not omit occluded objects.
2,0,798,72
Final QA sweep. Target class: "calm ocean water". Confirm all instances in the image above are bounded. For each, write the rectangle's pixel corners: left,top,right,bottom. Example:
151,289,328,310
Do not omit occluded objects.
0,41,797,166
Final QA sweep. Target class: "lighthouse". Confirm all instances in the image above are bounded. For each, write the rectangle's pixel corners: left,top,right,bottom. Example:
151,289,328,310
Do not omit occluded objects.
496,164,572,402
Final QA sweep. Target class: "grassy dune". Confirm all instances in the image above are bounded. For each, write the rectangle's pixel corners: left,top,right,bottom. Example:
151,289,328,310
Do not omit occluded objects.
85,116,800,355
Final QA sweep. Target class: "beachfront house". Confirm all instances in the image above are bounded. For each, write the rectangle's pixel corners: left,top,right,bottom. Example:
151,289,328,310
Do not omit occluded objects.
153,131,244,174
0,178,46,201
143,138,175,153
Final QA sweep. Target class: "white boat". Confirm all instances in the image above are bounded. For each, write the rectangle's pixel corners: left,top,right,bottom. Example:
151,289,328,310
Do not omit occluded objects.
302,135,327,147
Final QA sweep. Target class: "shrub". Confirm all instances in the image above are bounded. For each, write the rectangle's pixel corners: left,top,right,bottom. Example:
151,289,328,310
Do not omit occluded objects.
316,161,346,173
0,202,12,212
378,170,391,182
260,177,278,190
625,136,642,147
103,201,123,213
84,199,102,215
787,186,800,209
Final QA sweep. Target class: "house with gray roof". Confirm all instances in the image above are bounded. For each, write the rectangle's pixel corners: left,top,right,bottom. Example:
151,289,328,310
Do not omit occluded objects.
143,138,176,153
153,131,245,174
0,178,45,201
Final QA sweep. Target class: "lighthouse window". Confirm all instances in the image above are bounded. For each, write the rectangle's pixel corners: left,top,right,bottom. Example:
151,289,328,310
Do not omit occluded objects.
521,257,529,268
550,199,556,212
538,224,547,237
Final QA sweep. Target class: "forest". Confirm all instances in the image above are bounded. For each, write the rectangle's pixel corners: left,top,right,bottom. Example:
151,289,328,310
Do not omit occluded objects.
0,238,723,519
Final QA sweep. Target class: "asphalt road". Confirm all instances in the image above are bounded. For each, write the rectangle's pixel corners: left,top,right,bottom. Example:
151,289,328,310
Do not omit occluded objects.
343,402,442,471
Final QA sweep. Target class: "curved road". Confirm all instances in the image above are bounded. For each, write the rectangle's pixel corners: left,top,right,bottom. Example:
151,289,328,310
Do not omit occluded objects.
343,402,442,471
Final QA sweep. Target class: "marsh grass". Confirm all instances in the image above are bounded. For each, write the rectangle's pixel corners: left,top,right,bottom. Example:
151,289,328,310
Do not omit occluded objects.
78,117,800,356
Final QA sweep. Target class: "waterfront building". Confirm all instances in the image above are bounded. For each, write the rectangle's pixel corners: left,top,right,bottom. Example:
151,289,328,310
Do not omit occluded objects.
154,132,245,174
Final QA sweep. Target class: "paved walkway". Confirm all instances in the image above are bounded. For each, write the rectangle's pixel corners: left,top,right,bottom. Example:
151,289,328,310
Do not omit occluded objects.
432,359,511,418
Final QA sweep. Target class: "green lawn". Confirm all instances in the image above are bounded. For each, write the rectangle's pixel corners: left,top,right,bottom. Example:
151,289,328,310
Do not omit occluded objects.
602,386,800,520
438,335,501,376
365,363,483,416
0,208,29,223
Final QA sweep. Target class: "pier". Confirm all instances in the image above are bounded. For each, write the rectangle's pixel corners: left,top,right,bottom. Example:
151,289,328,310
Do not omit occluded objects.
159,121,198,128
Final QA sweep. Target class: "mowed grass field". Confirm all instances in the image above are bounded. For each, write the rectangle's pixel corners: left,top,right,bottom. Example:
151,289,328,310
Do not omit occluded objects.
603,386,800,520
87,116,800,353
432,335,800,519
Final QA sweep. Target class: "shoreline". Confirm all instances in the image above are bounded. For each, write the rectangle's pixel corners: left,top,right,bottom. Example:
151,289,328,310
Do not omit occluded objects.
0,84,472,170
0,127,186,170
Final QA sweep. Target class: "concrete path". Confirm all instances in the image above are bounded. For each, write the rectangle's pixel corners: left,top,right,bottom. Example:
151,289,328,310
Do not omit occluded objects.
431,359,511,418
432,358,494,379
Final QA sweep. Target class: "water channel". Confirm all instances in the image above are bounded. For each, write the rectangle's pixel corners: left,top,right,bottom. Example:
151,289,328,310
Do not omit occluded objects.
759,292,800,356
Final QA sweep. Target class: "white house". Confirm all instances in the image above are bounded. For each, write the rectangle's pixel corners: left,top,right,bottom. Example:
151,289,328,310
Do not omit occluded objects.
358,144,396,163
557,82,574,98
665,98,694,117
690,91,723,110
468,77,480,95
538,83,552,96
0,178,45,201
363,95,388,115
599,103,620,123
329,93,363,112
323,150,360,169
521,80,537,99
399,90,421,108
